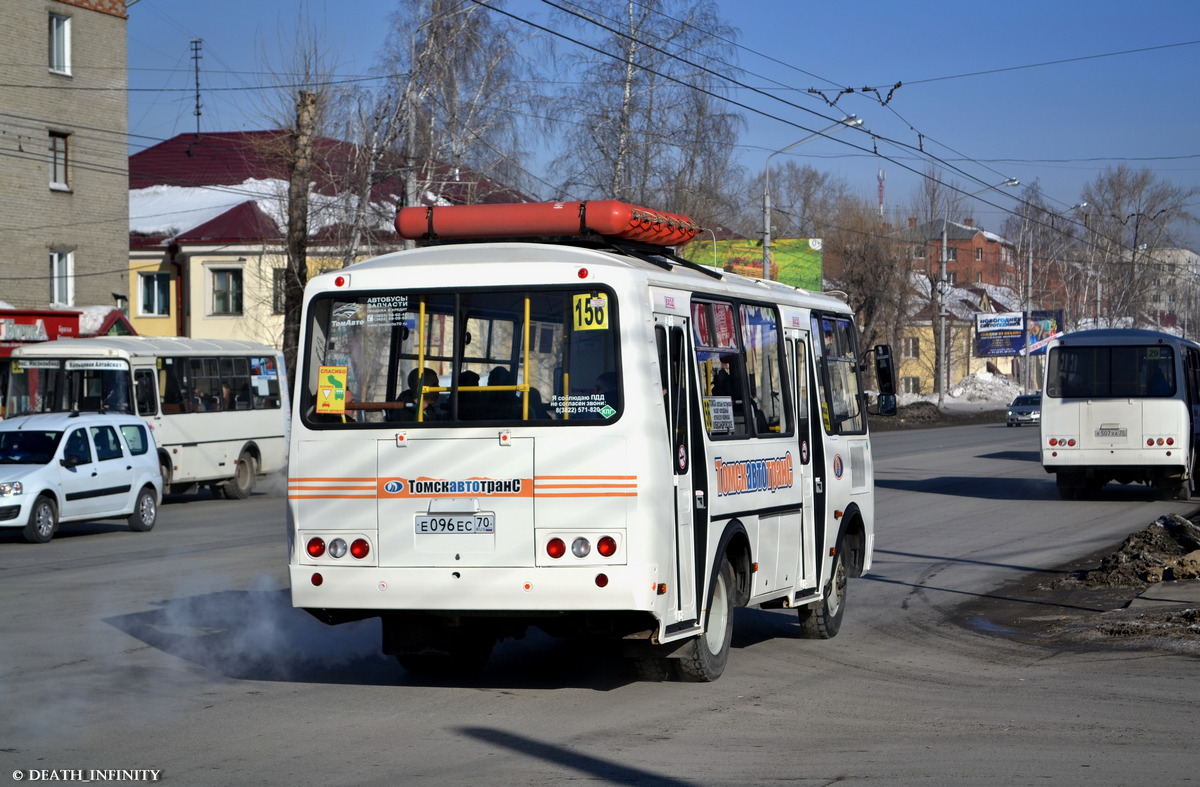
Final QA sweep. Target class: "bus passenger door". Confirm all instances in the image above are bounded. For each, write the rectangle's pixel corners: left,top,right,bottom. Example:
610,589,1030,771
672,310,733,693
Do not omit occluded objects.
656,319,698,625
788,330,817,591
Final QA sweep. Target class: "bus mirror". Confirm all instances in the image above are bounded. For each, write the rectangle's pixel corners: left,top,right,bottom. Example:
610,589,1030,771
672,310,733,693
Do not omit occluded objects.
873,344,896,396
877,394,897,416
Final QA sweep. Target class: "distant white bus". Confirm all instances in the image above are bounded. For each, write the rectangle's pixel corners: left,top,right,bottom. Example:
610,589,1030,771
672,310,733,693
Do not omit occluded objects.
8,337,288,498
1041,328,1200,499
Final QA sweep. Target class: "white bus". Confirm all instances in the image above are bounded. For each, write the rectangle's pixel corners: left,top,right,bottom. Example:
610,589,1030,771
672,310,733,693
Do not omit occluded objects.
8,337,288,498
1042,328,1200,499
288,200,896,681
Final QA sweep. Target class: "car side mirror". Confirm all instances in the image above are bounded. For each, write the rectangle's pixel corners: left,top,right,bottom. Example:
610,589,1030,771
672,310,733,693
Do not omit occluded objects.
60,454,84,468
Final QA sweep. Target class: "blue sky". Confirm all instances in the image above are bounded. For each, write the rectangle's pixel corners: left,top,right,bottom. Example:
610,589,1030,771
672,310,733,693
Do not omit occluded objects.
126,0,1200,246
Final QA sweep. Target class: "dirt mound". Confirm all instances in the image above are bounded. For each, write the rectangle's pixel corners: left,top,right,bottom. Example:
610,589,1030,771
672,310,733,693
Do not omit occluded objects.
897,401,942,423
1056,514,1200,588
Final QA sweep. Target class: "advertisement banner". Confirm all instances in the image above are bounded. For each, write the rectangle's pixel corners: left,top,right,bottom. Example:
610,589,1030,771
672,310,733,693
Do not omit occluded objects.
975,312,1024,358
682,238,823,291
1024,310,1063,356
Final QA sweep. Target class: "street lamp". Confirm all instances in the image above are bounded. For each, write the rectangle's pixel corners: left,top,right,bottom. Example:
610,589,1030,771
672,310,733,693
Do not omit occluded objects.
1021,202,1086,393
762,115,863,279
937,178,1020,407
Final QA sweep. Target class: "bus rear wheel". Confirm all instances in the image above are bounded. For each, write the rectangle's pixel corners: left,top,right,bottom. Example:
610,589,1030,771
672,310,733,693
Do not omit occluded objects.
798,546,846,639
224,451,257,500
676,557,735,682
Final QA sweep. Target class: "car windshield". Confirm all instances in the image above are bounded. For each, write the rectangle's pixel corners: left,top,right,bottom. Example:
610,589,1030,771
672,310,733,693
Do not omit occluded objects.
0,430,62,464
1013,396,1039,407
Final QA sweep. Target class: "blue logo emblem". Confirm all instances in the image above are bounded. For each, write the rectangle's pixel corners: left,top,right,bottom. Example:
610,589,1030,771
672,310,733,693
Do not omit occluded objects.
384,480,404,494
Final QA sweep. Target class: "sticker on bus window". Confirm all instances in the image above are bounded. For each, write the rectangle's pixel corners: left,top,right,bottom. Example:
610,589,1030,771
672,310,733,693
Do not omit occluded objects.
316,365,348,415
702,396,735,434
572,293,609,331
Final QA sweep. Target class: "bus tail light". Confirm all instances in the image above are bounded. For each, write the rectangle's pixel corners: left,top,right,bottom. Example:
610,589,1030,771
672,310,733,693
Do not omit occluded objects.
306,537,326,557
350,538,370,559
547,538,566,559
595,573,609,588
311,573,323,586
571,537,591,558
597,536,617,557
329,538,348,558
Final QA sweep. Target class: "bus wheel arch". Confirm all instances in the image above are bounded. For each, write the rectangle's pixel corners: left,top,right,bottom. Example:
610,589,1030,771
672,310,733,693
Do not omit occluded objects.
838,504,868,579
798,511,861,639
675,523,750,682
157,450,172,488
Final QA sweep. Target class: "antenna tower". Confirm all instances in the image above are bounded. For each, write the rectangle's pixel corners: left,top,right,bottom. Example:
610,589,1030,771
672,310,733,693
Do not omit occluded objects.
190,38,203,137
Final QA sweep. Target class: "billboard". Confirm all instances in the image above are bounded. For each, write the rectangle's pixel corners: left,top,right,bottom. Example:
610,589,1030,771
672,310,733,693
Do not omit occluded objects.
682,238,823,292
974,310,1064,358
975,312,1024,358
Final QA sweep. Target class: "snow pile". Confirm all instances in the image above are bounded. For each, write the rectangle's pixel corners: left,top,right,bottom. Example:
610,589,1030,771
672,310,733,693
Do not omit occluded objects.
897,370,1023,413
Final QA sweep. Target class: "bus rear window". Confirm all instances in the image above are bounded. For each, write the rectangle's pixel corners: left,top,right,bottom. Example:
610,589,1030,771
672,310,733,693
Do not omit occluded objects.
302,288,620,426
1047,345,1175,398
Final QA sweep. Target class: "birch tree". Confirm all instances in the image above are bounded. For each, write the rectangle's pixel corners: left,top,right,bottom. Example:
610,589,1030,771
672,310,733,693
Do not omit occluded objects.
548,0,742,217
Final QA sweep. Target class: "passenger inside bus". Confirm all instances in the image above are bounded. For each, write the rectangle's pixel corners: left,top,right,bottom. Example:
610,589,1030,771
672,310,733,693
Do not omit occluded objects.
481,367,518,419
456,370,484,419
391,367,441,421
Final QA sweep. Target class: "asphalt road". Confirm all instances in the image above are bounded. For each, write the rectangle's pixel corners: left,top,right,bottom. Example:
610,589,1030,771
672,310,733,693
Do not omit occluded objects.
1,425,1195,785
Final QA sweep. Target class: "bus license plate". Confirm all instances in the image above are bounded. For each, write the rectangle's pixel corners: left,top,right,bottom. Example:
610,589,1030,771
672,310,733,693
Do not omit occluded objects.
415,514,495,534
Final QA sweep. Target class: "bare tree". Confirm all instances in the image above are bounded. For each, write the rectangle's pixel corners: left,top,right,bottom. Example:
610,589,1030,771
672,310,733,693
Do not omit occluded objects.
1001,182,1089,330
1079,165,1199,328
823,197,913,355
251,20,340,388
751,163,849,240
379,0,537,204
548,0,742,213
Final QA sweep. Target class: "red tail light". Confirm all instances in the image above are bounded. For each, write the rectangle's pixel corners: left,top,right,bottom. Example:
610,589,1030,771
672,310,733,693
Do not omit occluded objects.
350,538,370,559
597,536,617,557
306,537,326,557
546,538,566,559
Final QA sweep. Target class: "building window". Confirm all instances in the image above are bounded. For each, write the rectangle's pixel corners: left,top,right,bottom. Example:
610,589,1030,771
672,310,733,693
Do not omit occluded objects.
901,337,920,360
901,376,921,394
946,248,957,262
976,272,983,283
140,272,171,316
945,272,957,286
272,268,287,314
913,245,926,259
49,13,71,75
213,270,243,315
49,132,69,190
50,250,73,305
975,247,983,261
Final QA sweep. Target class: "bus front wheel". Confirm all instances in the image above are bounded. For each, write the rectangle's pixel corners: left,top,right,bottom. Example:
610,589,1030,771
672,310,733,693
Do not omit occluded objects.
676,557,735,682
798,546,846,639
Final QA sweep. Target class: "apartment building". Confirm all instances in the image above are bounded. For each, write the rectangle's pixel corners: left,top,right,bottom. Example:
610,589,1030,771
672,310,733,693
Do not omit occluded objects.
0,0,129,309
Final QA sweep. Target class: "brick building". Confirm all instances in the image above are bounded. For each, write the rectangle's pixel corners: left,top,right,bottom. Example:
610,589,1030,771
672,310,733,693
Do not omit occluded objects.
905,217,1017,290
0,0,129,309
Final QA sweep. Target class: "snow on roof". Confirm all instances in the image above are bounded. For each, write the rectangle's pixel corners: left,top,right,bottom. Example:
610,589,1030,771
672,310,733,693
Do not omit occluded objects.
129,178,396,239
